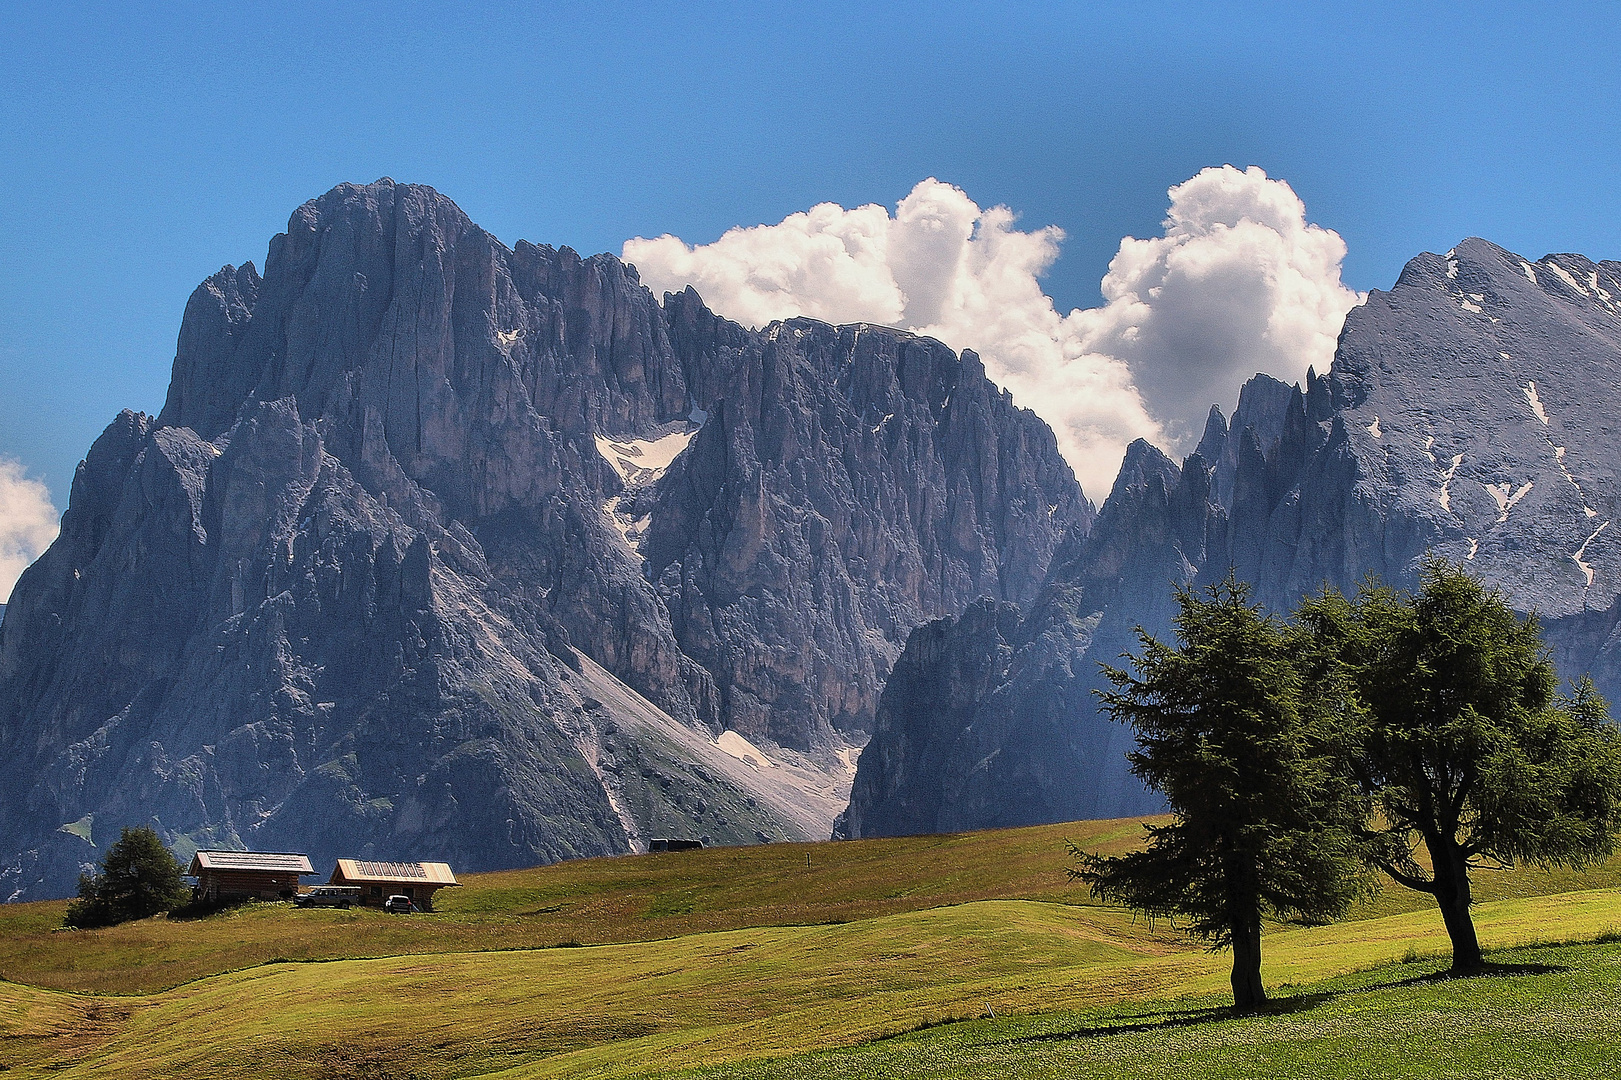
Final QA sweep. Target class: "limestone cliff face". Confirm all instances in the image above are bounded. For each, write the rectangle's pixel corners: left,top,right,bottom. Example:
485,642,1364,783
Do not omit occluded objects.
838,437,1225,836
0,180,1088,899
652,305,1089,749
843,238,1621,837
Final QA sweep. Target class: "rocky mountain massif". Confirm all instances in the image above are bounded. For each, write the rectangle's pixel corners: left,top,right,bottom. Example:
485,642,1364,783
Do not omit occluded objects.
10,181,1613,894
0,180,1090,900
841,237,1621,838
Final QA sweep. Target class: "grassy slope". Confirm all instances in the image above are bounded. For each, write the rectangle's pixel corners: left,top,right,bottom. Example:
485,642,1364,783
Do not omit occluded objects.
0,818,1152,995
669,937,1621,1080
2,818,1620,1078
4,891,1619,1079
6,816,1618,996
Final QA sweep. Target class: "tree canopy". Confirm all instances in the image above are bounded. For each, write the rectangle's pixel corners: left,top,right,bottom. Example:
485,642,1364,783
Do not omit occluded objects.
1074,575,1367,1009
1301,560,1621,971
64,825,190,929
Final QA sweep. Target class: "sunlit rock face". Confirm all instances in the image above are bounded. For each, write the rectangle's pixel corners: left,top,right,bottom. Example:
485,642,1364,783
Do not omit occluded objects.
0,180,1090,900
843,238,1621,838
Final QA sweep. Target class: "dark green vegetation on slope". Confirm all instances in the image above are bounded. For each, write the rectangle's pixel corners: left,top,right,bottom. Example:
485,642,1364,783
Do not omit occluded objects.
1081,576,1369,1008
1078,562,1621,1005
62,826,190,930
1304,562,1621,973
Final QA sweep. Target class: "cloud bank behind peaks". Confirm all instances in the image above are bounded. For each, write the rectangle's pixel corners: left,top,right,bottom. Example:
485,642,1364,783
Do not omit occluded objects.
623,166,1361,500
0,459,58,604
1073,166,1364,448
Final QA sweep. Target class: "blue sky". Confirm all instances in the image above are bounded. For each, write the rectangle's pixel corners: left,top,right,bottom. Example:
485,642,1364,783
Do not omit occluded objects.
2,0,1620,512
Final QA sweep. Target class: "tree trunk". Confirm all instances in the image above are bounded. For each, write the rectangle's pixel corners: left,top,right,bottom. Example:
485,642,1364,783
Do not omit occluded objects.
1230,914,1267,1009
1431,839,1482,972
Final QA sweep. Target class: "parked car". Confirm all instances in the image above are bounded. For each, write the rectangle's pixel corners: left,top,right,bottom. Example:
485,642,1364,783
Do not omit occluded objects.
383,894,416,914
295,885,362,909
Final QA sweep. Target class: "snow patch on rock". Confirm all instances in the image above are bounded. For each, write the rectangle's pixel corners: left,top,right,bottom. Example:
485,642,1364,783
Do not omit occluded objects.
597,421,704,559
1575,521,1610,588
1544,260,1590,297
1552,445,1599,518
1524,382,1550,425
718,729,777,769
597,428,701,484
1439,454,1464,513
1486,480,1534,523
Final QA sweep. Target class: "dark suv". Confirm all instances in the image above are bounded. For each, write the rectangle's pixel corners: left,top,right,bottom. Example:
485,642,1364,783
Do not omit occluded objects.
296,886,361,909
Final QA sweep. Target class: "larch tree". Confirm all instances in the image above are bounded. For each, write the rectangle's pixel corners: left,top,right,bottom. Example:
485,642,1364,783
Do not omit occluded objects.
1301,561,1621,972
1073,575,1368,1010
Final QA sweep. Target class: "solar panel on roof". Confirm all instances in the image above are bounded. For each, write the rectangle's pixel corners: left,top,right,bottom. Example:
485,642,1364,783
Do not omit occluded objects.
356,861,428,879
194,851,312,872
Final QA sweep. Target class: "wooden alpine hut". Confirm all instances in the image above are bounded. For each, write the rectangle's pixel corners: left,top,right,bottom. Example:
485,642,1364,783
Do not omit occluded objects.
187,850,314,903
329,859,460,911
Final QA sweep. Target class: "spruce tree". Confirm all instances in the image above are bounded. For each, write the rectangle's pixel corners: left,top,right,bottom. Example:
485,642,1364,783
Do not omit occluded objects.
64,825,190,929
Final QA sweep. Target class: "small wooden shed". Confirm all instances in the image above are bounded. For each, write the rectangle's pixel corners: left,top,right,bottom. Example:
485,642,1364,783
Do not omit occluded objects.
649,838,704,852
188,850,314,903
329,859,460,911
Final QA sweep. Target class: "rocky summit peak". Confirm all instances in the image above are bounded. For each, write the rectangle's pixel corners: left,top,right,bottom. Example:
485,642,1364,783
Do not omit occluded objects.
0,181,1090,899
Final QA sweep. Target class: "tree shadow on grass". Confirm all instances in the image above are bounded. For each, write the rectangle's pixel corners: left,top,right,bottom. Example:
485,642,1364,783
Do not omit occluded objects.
1002,959,1568,1045
1005,993,1333,1043
1387,960,1565,988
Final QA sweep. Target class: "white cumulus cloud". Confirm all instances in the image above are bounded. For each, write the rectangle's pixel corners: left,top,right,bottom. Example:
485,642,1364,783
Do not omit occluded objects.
624,166,1361,500
0,459,59,604
1069,166,1364,449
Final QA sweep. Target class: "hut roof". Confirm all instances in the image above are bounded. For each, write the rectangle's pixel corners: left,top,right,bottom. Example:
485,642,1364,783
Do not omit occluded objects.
188,850,314,875
331,859,459,886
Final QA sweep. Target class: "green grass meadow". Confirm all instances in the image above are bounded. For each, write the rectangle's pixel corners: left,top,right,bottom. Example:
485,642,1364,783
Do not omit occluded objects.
1,817,1619,1078
668,937,1621,1080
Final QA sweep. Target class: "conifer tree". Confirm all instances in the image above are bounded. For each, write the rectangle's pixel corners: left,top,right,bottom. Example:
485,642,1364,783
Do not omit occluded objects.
1302,561,1621,972
1074,575,1367,1009
64,825,190,929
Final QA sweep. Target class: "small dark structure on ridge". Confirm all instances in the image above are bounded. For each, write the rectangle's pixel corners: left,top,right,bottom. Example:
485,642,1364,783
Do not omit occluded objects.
649,838,704,852
330,859,460,911
187,850,314,904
